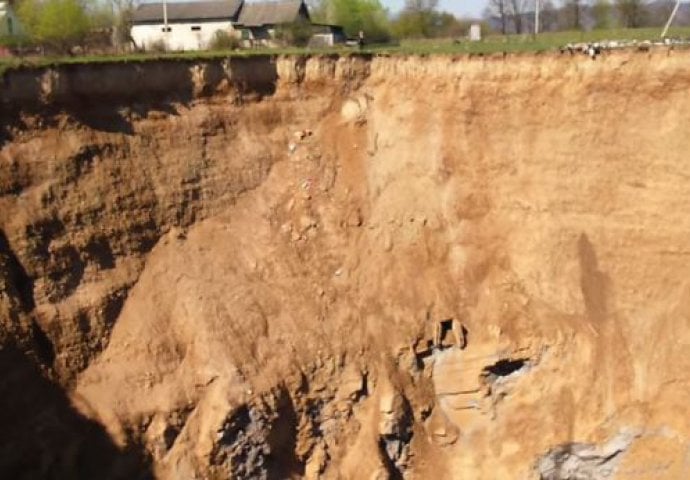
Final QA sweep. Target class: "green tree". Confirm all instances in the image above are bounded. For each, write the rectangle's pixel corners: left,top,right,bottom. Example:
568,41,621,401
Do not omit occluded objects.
431,12,466,37
17,0,91,52
320,0,391,43
392,0,440,38
592,0,613,29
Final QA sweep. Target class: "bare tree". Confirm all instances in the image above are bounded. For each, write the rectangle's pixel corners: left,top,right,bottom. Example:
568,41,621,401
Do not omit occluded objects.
485,0,509,34
561,0,583,30
539,0,559,31
507,0,527,33
647,0,675,26
616,0,648,27
110,0,138,49
403,0,439,10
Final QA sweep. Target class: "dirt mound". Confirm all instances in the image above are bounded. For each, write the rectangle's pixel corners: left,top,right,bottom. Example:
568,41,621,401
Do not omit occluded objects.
2,52,690,479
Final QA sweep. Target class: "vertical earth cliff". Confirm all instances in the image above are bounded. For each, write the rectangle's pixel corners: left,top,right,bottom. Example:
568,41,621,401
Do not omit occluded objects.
1,52,690,479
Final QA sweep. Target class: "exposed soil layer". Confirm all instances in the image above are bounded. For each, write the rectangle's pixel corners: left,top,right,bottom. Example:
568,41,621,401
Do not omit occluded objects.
2,51,690,479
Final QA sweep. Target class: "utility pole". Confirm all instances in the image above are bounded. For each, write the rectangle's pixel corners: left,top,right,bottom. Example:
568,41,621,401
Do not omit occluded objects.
163,0,169,47
661,0,681,39
534,0,541,35
163,0,169,31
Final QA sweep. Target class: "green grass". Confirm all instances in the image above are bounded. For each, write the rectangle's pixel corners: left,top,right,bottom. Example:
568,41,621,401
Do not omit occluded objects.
385,26,690,55
0,47,326,75
0,45,364,75
3,26,690,76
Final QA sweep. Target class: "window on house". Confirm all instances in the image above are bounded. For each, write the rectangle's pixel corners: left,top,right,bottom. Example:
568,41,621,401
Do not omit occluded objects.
161,26,172,32
191,26,201,31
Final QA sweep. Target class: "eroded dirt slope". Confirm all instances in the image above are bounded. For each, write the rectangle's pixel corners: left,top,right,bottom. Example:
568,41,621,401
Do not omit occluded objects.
1,52,690,479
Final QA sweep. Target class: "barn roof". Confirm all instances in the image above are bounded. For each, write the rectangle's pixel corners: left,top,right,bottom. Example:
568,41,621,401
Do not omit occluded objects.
132,0,243,24
237,0,309,27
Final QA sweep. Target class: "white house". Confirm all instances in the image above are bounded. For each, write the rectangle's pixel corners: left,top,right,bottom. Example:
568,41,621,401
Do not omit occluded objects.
131,0,341,51
131,0,243,51
0,0,23,38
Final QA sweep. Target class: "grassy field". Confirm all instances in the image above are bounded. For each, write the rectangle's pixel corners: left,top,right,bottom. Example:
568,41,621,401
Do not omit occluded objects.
3,26,690,75
391,26,690,55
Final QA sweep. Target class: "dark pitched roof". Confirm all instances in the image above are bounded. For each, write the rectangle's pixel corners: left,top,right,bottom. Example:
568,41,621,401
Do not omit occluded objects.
132,0,243,24
237,0,309,27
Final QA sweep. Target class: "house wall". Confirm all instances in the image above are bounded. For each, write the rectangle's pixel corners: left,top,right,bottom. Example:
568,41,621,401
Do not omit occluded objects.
309,33,335,48
131,20,236,51
0,2,24,37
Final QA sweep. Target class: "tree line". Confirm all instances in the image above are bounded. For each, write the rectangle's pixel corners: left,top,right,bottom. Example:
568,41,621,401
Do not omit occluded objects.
3,0,473,52
312,0,686,40
485,0,685,34
2,0,688,54
309,0,485,42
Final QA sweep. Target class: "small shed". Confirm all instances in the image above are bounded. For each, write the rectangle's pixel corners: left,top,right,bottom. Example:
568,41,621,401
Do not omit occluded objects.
469,24,482,42
309,24,346,47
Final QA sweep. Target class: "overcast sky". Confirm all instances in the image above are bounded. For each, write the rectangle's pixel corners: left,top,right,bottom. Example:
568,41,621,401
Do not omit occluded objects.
383,0,486,18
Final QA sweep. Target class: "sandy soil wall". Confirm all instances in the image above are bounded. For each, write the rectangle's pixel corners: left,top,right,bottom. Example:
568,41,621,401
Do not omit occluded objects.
2,50,690,479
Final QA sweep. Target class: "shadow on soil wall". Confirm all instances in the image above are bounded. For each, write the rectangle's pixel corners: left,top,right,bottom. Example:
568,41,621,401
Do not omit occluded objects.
0,344,154,479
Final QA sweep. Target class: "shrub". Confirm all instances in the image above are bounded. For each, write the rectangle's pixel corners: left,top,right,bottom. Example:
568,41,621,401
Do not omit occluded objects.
0,35,25,48
209,30,240,50
274,20,313,47
148,38,167,53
